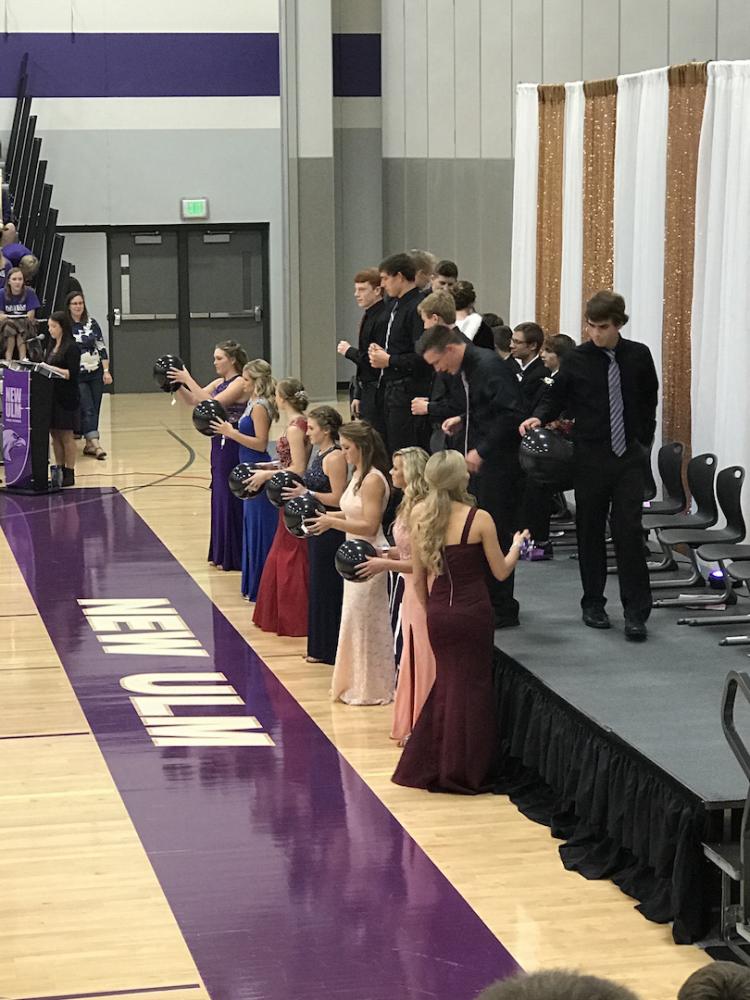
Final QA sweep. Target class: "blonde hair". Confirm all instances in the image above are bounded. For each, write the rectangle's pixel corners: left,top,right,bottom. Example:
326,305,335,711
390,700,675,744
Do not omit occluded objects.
393,447,429,524
243,359,278,421
277,377,308,413
411,450,475,577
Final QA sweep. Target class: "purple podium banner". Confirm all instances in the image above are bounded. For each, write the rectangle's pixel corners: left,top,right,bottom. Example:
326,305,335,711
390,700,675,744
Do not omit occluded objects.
2,369,32,488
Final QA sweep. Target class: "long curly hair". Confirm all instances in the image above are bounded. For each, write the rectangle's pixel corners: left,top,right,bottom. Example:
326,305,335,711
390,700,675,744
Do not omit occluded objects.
243,359,278,421
339,420,390,493
393,447,429,524
277,377,308,414
411,450,475,577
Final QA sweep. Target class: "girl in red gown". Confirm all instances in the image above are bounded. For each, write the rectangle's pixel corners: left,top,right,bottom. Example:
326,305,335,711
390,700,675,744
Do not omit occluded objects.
392,450,529,794
251,379,311,636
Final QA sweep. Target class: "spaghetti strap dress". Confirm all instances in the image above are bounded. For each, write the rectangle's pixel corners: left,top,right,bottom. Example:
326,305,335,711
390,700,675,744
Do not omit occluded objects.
392,506,497,793
208,376,245,571
390,514,436,742
331,468,395,706
252,416,309,636
238,397,278,601
304,445,345,664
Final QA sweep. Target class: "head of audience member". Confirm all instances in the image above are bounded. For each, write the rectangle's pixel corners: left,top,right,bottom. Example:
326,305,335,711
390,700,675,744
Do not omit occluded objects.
540,333,576,374
353,267,383,310
338,420,390,492
5,267,25,298
379,252,417,299
275,377,308,416
65,290,89,325
19,254,38,285
492,325,513,359
214,340,248,379
482,311,505,330
307,404,343,450
475,969,641,1000
392,446,429,522
409,249,438,291
511,322,545,364
418,290,456,329
432,259,459,292
584,290,629,349
417,324,466,374
1,222,17,248
242,359,278,420
412,449,475,576
451,279,477,317
678,962,750,1000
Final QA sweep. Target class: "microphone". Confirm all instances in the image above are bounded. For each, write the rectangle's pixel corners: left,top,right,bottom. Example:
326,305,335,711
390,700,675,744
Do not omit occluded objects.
25,332,45,343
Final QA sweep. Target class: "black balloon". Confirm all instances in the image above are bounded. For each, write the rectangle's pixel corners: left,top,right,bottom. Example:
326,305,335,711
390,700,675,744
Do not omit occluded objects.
519,427,574,490
192,399,228,436
266,470,304,509
335,538,378,582
228,462,266,500
153,354,185,393
283,494,326,537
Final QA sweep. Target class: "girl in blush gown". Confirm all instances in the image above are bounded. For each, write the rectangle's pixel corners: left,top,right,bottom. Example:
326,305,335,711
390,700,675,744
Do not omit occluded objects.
169,340,250,570
210,359,279,601
250,379,311,636
307,421,394,706
356,447,434,744
281,405,348,665
392,450,529,794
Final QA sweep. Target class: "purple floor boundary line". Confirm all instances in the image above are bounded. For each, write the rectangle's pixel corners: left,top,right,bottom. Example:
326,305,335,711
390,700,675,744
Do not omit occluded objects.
0,489,520,1000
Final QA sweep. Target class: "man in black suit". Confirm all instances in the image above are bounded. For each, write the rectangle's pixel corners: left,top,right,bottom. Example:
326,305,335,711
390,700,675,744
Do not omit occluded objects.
417,324,526,628
509,322,547,414
337,267,389,430
520,291,658,641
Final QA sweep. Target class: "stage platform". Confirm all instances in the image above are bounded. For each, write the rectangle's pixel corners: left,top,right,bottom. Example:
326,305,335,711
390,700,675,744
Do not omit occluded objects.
494,553,750,944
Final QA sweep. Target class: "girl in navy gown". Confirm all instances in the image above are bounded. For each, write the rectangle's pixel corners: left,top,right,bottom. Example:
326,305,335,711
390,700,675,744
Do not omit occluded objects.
282,405,348,664
168,340,250,570
251,379,311,636
210,359,279,601
392,450,528,794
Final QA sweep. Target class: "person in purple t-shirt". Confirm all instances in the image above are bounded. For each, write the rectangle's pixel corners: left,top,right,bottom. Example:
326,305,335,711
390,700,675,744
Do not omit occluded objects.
0,267,41,361
1,222,32,267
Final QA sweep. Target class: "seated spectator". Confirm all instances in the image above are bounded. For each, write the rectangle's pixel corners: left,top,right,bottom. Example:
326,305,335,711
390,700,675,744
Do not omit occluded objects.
451,280,495,349
409,249,438,292
432,258,458,292
19,254,39,287
0,248,11,292
0,267,41,362
678,962,750,1000
476,970,640,1000
1,223,32,267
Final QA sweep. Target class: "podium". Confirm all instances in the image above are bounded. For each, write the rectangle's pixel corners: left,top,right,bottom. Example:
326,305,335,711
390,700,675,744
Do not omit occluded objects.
1,363,62,493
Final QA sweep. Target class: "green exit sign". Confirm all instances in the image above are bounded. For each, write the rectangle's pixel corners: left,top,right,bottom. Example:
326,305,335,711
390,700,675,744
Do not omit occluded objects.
181,198,209,220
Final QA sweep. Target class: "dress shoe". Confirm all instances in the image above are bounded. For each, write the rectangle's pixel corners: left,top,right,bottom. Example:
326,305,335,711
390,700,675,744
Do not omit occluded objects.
62,467,75,487
582,607,611,629
624,619,648,642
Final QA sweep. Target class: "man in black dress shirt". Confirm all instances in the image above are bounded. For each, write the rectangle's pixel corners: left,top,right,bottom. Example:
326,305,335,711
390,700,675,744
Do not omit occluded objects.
369,252,432,454
509,322,547,414
337,267,389,430
520,291,658,641
418,324,526,628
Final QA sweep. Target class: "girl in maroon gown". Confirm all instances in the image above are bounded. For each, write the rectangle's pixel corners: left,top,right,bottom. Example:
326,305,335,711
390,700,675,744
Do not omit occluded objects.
392,450,529,794
251,378,311,636
169,340,250,571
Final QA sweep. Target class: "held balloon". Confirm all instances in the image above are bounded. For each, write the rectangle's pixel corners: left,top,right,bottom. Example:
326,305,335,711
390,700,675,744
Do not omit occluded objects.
153,354,185,393
283,494,326,538
335,538,378,582
228,462,265,500
192,399,228,436
266,470,304,509
519,426,574,490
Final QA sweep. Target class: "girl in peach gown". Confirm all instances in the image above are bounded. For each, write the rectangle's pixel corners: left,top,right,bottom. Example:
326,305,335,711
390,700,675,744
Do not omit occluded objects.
357,447,435,744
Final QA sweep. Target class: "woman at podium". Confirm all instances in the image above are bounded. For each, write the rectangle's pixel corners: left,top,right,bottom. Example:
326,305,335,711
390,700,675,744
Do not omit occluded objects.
43,310,81,487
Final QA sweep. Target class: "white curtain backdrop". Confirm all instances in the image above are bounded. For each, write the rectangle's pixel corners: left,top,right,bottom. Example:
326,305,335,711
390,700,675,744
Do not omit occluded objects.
692,61,750,521
509,83,539,327
613,68,669,470
559,81,585,339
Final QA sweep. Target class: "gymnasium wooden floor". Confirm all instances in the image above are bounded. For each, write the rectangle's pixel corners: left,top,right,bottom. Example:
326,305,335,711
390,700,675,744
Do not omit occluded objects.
0,394,710,1000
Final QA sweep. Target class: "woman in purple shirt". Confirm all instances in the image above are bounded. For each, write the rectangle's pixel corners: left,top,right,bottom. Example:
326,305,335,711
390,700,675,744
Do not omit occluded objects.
0,267,40,361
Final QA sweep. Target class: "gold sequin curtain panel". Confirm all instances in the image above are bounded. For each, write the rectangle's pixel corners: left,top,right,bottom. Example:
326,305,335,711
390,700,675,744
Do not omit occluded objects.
535,85,566,332
582,78,617,326
661,63,708,451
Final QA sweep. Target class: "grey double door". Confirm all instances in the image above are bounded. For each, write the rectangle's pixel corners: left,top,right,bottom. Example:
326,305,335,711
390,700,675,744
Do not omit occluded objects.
109,227,268,392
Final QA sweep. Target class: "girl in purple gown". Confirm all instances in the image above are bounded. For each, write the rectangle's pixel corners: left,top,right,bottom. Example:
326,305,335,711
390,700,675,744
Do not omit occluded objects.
210,359,279,600
168,340,250,570
392,450,529,794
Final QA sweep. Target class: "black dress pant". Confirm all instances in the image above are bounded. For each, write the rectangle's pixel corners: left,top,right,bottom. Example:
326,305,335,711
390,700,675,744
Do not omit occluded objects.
518,475,554,544
574,442,652,621
358,381,382,430
375,378,430,456
470,459,522,625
